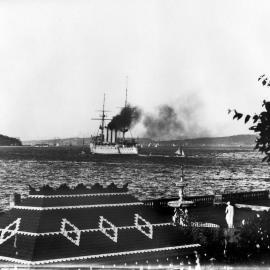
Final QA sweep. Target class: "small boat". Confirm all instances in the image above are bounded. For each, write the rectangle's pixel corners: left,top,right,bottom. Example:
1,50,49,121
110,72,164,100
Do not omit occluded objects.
175,147,185,157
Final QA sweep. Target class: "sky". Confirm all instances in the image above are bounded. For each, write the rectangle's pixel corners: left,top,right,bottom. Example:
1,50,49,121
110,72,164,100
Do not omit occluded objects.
1,0,270,140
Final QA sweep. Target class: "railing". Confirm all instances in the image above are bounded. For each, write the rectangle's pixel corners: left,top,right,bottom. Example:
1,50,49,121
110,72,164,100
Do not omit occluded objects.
143,195,214,208
221,190,269,203
143,197,178,208
185,195,214,206
189,222,220,228
143,190,269,208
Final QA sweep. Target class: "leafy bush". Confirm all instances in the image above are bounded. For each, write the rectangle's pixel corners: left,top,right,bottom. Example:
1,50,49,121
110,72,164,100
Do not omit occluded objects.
230,75,270,162
230,100,270,162
182,211,270,265
236,211,270,264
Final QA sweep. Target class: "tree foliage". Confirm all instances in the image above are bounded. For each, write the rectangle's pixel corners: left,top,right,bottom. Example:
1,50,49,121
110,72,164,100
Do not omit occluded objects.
230,75,270,162
236,211,270,264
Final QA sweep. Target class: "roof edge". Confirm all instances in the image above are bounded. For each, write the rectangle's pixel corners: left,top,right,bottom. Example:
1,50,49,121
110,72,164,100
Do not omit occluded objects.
13,202,144,211
0,244,201,265
29,183,129,196
28,192,129,198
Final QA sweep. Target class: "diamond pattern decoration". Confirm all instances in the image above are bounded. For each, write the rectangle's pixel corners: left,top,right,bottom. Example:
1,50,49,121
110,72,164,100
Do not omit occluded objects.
134,214,153,239
99,216,118,243
60,218,81,246
0,218,21,245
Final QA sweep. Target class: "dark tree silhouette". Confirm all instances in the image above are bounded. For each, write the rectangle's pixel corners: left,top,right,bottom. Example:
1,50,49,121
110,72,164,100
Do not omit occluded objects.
230,75,270,162
0,134,22,146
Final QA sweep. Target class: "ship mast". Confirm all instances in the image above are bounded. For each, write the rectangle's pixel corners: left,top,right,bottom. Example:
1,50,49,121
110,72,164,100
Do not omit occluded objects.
92,93,111,143
123,76,128,139
101,93,106,140
125,76,128,108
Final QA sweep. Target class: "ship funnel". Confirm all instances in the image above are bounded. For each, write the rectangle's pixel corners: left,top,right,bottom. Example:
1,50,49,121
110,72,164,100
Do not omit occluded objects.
110,129,113,143
106,127,109,142
115,129,118,143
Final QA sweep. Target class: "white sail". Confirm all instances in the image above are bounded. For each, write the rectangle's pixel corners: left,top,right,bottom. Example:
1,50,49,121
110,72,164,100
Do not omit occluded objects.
175,147,185,157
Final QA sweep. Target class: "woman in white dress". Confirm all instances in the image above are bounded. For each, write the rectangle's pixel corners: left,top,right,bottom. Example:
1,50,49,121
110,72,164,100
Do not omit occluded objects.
225,201,234,228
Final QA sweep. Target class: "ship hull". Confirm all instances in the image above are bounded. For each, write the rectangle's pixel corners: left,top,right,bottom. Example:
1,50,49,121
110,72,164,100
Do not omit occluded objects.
90,143,138,155
119,146,138,155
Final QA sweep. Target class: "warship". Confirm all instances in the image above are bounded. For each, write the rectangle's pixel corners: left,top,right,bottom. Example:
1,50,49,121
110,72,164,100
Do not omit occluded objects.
90,90,138,155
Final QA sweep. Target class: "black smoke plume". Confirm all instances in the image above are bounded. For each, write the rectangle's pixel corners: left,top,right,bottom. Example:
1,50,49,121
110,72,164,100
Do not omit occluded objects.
143,96,209,140
108,104,142,132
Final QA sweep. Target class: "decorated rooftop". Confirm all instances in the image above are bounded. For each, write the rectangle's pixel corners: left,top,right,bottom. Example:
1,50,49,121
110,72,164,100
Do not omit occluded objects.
0,183,200,265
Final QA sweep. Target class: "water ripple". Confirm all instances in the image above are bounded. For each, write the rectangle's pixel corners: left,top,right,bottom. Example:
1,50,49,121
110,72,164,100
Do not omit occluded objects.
0,148,269,209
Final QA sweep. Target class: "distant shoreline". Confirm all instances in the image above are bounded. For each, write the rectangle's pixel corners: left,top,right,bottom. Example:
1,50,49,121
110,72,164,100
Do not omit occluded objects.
0,145,256,163
22,134,256,148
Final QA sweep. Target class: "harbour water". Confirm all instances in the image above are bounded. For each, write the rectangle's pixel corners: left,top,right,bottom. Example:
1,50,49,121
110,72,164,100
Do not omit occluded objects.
0,146,269,209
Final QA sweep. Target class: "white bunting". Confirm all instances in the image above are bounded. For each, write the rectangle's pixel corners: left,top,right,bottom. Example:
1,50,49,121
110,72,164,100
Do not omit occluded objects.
60,218,81,246
99,216,118,243
134,214,153,239
0,218,21,245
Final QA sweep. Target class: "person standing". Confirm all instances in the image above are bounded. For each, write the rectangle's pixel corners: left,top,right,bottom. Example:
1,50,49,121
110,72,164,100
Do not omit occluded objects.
225,201,234,228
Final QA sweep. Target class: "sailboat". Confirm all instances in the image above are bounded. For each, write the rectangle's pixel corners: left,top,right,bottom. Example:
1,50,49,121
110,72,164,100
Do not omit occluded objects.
175,146,185,157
